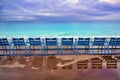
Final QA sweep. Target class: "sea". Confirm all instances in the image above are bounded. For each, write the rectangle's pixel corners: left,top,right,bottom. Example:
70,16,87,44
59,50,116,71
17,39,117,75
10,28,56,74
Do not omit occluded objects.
0,20,120,38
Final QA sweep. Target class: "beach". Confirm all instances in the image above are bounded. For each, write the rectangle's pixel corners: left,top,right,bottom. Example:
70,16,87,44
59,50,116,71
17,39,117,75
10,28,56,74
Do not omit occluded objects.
0,54,120,80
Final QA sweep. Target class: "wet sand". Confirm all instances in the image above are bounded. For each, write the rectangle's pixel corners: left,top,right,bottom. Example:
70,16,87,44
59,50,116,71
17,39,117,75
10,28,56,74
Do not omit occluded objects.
0,54,120,80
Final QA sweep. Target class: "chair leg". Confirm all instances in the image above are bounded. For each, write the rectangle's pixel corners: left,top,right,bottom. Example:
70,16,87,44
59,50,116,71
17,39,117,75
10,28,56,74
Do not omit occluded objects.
104,45,106,55
5,46,7,56
76,45,78,55
92,46,94,54
80,46,82,54
115,46,117,53
47,46,48,55
101,46,102,54
12,46,14,56
111,46,113,54
40,46,42,56
118,46,120,54
72,45,74,55
108,45,110,55
60,46,62,55
85,46,86,54
24,46,27,56
98,46,100,54
8,46,10,56
29,46,31,56
1,47,4,55
44,45,46,56
0,47,1,54
88,45,90,55
57,46,58,55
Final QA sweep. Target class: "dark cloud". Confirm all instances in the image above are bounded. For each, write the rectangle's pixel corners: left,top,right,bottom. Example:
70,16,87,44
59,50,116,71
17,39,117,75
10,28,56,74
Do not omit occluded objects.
93,2,120,12
0,0,120,21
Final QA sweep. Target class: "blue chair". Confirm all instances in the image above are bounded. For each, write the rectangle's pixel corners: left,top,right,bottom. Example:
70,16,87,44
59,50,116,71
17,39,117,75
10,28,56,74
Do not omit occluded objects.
0,38,11,56
92,37,106,54
118,38,120,54
45,38,58,55
60,38,74,55
108,37,120,54
12,38,27,56
28,38,42,55
76,38,91,54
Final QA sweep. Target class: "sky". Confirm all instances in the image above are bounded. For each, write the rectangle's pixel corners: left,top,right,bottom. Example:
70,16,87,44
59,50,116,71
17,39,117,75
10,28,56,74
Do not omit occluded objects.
0,0,120,21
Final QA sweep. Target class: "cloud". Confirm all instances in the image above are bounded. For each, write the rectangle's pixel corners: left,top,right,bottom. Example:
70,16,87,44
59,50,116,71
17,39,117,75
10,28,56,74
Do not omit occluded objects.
0,15,37,21
0,0,120,21
92,1,120,12
99,0,120,4
88,12,120,20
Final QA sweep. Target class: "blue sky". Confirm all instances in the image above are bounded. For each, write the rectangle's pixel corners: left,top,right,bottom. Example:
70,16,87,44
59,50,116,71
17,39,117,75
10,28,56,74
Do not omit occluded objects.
0,0,120,21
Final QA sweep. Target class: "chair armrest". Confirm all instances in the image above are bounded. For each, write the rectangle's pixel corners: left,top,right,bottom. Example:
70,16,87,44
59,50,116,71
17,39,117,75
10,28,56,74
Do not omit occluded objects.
60,38,62,47
90,38,92,43
105,40,109,45
26,38,29,43
56,38,58,46
75,38,78,46
41,38,44,45
9,41,13,46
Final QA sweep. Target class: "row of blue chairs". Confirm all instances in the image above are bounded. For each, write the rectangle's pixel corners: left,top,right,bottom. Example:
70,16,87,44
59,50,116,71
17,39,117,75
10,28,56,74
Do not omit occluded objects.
0,37,120,56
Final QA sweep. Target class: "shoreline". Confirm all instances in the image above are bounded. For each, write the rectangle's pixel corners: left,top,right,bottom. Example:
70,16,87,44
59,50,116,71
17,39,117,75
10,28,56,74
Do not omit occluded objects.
1,36,120,39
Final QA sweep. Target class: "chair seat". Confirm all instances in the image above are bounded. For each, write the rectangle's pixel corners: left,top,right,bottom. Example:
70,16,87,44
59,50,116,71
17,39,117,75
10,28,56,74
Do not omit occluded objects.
108,42,119,46
93,42,105,46
78,41,89,46
30,42,42,46
14,42,26,46
0,43,9,46
118,42,120,45
0,38,10,46
108,37,120,46
77,38,90,46
61,38,73,46
45,38,58,54
61,38,74,54
93,38,106,46
46,41,57,46
29,38,42,46
62,41,73,46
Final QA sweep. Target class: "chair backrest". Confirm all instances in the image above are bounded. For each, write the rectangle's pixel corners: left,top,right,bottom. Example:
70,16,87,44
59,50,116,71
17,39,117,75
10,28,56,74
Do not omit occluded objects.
117,38,120,44
78,38,90,45
93,37,106,45
109,37,118,45
61,38,73,46
110,37,118,41
94,38,106,42
12,38,25,46
28,38,41,46
45,38,57,46
78,38,90,42
0,38,9,46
